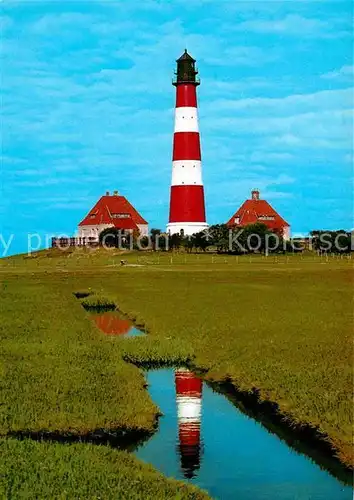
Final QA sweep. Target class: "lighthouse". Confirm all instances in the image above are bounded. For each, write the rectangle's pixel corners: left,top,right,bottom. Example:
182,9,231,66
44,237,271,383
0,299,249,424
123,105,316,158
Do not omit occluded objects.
175,368,203,478
167,50,208,236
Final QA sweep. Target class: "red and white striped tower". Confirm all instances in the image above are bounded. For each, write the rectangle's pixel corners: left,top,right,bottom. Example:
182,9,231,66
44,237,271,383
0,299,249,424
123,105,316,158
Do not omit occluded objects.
167,50,208,236
175,368,203,479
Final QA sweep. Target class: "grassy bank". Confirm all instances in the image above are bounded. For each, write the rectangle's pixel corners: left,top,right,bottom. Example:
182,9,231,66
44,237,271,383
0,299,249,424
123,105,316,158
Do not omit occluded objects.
0,271,207,498
1,439,208,499
98,252,353,467
0,276,159,434
1,248,352,494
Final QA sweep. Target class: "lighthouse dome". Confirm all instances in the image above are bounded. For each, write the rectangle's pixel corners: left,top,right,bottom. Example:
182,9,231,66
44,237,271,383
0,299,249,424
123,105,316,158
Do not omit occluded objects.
177,49,196,62
174,49,199,85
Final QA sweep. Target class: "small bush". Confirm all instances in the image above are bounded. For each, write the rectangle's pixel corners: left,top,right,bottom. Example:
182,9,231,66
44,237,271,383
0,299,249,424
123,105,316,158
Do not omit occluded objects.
121,337,194,369
73,290,92,299
81,294,116,311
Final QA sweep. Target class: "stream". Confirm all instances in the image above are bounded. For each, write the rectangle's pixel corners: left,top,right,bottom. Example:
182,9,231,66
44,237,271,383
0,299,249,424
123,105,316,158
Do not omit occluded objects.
90,311,352,499
135,368,352,500
90,311,146,337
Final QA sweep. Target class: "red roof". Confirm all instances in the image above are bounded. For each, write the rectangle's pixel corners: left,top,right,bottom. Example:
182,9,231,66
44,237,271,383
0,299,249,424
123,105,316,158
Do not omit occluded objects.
79,193,148,228
226,190,289,231
112,218,138,231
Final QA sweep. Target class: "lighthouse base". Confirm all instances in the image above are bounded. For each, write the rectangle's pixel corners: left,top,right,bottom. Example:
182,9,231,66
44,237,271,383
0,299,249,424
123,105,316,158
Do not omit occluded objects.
166,222,209,237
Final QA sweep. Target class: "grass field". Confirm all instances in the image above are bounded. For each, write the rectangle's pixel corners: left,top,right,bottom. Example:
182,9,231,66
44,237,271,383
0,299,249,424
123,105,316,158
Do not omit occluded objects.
1,439,208,499
0,258,207,498
0,248,353,496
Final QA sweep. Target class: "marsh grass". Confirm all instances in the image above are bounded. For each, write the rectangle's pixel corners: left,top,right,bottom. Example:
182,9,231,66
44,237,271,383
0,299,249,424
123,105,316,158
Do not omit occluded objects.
0,278,158,435
60,250,353,469
1,273,210,497
80,293,116,311
1,438,209,499
1,249,353,485
120,337,194,368
73,289,92,299
7,425,153,451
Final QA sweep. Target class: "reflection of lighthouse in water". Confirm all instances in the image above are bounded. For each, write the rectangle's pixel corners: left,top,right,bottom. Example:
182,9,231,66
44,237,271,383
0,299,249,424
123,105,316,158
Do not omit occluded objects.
175,368,203,478
90,312,145,338
91,312,133,335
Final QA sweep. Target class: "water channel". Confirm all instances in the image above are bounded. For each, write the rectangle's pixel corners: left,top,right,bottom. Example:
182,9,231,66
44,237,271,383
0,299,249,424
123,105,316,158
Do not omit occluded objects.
90,310,146,338
89,310,352,499
135,368,352,500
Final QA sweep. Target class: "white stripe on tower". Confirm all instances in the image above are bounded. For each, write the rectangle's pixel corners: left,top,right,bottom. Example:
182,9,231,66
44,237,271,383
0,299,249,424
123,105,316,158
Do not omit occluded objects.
171,160,203,186
174,107,199,133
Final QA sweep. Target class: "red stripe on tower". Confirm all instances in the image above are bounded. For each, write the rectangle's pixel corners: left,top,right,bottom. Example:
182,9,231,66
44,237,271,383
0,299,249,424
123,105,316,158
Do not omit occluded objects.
169,186,205,222
175,368,203,479
167,50,208,236
176,84,198,108
173,132,201,161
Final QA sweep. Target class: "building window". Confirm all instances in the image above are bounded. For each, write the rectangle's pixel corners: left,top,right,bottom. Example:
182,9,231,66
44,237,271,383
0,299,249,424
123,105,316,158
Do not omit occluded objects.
112,213,130,219
258,216,275,221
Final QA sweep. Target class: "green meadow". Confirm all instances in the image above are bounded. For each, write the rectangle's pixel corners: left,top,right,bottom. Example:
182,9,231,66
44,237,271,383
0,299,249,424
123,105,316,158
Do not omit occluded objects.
0,249,352,496
1,439,208,499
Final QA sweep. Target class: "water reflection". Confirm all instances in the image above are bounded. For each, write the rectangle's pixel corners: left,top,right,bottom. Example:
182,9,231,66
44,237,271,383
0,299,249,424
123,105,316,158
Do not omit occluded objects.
135,368,352,500
91,311,145,337
175,368,203,478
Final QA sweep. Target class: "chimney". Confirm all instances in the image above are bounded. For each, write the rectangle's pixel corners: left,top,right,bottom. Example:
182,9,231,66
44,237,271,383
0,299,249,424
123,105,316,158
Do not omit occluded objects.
251,189,260,201
105,191,110,196
113,190,119,196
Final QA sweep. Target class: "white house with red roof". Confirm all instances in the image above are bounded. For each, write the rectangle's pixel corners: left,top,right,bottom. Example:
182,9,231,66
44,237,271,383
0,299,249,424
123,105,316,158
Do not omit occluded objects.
226,189,290,239
78,190,148,241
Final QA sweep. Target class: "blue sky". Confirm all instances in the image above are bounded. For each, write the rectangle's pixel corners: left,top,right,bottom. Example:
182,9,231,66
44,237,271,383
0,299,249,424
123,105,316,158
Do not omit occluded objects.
1,0,353,255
